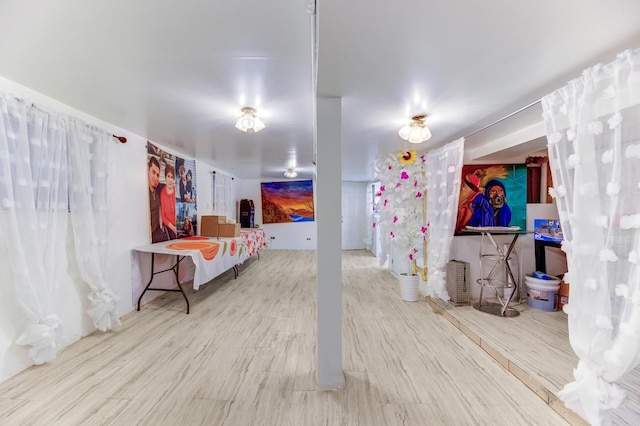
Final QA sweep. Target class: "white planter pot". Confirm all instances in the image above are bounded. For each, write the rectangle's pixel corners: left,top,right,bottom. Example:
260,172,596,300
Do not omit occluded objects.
398,273,420,302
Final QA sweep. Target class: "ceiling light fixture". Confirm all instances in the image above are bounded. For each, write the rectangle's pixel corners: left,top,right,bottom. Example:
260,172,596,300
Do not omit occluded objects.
284,168,298,178
398,114,432,143
235,107,265,133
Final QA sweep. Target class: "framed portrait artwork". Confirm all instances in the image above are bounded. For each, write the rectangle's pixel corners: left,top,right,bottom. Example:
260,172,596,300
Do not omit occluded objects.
454,164,527,235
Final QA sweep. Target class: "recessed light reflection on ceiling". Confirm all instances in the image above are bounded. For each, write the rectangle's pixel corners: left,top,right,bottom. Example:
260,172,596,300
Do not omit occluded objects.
405,90,429,118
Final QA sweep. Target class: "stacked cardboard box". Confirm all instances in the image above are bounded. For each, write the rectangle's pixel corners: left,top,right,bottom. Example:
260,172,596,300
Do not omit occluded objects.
201,215,226,237
219,223,240,237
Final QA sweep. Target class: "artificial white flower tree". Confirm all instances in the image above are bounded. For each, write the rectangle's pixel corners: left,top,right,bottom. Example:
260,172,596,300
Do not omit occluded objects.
374,150,428,277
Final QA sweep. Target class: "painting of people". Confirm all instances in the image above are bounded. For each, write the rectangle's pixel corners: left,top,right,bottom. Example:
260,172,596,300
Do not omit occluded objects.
147,141,198,242
261,180,315,224
454,164,527,235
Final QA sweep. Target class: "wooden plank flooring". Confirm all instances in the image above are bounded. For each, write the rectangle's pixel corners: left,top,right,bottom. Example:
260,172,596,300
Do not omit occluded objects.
0,250,571,425
428,287,640,425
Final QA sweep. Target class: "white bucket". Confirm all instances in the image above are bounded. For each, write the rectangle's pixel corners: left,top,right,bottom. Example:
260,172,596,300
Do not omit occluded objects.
525,274,560,311
525,274,560,289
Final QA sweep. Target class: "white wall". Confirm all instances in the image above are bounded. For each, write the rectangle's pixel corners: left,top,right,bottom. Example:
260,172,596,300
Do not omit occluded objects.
0,77,221,383
237,179,317,250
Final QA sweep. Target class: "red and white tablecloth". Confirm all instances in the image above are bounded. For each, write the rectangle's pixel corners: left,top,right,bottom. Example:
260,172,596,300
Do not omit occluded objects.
239,228,268,262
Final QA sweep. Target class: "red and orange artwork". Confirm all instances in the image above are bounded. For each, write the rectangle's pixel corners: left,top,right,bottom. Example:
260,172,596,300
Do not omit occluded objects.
260,180,315,224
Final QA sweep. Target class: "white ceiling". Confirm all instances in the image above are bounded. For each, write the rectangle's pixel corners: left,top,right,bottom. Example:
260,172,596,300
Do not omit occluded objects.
1,0,639,182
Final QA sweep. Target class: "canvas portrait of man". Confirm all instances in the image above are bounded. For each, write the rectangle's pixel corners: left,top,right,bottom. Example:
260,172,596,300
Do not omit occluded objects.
454,164,527,235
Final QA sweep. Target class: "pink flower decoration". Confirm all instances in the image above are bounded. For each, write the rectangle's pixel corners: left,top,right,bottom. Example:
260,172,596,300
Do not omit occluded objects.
383,199,388,206
416,192,423,198
390,231,395,238
393,216,398,223
375,192,382,197
414,180,418,187
388,165,392,170
409,253,414,260
401,171,409,180
421,226,428,233
372,223,377,228
380,185,385,192
395,183,401,188
420,154,426,162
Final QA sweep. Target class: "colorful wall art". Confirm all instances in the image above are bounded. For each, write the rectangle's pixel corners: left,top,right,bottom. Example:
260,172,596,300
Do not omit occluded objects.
454,163,527,235
147,141,198,243
261,180,315,224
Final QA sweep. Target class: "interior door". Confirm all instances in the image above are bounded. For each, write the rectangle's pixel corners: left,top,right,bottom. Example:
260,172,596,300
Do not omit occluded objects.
341,182,367,250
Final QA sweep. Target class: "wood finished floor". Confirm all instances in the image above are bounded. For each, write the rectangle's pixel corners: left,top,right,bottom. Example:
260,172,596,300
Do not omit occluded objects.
428,293,640,426
0,250,570,426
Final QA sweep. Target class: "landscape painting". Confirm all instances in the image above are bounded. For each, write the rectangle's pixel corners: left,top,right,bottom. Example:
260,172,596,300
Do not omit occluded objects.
261,180,315,224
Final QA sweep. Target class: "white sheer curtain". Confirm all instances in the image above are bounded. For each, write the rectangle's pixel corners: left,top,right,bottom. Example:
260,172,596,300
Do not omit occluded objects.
542,48,640,426
425,138,465,299
0,96,68,364
0,93,120,363
68,120,119,331
213,172,236,221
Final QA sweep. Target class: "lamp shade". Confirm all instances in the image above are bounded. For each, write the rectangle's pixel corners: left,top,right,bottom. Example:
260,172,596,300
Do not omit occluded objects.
398,124,412,140
252,117,265,132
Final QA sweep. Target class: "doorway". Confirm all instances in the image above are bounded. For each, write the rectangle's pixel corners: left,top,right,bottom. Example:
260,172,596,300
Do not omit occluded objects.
341,182,367,250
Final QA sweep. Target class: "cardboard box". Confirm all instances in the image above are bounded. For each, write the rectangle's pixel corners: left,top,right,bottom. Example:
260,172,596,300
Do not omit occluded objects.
557,280,570,310
218,223,240,238
201,215,227,237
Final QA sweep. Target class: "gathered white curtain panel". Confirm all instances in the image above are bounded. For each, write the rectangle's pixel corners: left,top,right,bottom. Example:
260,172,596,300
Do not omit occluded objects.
542,47,640,426
0,94,118,364
425,138,465,300
0,97,68,364
68,120,120,332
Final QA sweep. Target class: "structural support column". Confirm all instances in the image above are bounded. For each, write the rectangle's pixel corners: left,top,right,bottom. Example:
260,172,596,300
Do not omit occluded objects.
316,97,344,388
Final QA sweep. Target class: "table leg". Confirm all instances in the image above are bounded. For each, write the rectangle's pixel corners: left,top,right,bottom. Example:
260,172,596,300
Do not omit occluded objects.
136,253,190,314
473,231,520,317
501,234,519,316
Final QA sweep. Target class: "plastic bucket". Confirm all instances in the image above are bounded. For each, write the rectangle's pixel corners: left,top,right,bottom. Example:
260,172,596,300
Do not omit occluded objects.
525,274,560,312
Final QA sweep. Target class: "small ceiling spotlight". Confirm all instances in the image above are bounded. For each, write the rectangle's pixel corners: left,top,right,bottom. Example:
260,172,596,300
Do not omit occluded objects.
284,168,298,178
235,107,265,133
398,114,432,143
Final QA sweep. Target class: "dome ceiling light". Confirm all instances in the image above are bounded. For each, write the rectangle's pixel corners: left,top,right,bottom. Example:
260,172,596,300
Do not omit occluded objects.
398,114,431,143
235,107,265,133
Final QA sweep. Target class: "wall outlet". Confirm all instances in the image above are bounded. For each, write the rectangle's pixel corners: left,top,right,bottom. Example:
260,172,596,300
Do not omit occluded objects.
306,237,311,240
270,236,275,239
